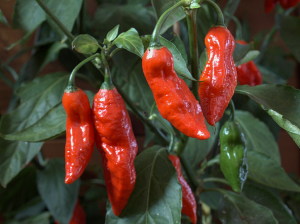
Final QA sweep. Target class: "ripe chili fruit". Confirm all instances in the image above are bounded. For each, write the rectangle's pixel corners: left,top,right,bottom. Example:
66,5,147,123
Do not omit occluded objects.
198,26,237,126
236,40,262,86
93,81,138,216
62,89,95,184
264,0,299,12
142,46,210,140
219,120,248,192
168,155,197,224
55,201,86,224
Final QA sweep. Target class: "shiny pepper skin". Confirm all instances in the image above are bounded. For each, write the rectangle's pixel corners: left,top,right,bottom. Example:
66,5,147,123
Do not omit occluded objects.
62,89,95,184
198,26,237,126
142,47,210,140
93,87,138,216
219,120,248,192
236,41,262,86
168,155,197,224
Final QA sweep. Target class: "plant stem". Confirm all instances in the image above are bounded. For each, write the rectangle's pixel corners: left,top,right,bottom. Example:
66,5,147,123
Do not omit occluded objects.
203,177,229,185
35,0,75,41
186,9,199,97
150,1,185,46
65,53,100,92
203,0,225,26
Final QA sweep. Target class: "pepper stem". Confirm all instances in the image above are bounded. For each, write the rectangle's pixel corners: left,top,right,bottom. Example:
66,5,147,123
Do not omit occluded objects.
100,52,113,90
65,53,100,92
203,0,225,26
150,0,186,46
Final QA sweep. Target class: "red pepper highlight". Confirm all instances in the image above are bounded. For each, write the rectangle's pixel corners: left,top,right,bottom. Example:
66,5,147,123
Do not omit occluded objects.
142,47,210,140
62,89,95,184
93,87,138,216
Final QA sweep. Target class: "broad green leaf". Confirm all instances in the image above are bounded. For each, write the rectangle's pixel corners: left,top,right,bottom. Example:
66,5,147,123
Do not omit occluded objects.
236,50,260,66
41,42,68,69
267,109,300,147
244,183,297,224
219,190,278,224
72,34,100,54
151,0,185,35
234,42,260,66
0,72,68,141
172,35,188,63
159,36,194,81
106,25,120,42
5,212,51,224
113,28,144,57
235,84,300,144
13,0,46,32
106,146,182,224
4,104,65,142
0,9,8,25
224,0,240,25
235,111,280,164
247,151,300,192
279,15,300,62
37,159,79,224
258,65,285,84
0,139,43,187
182,124,219,169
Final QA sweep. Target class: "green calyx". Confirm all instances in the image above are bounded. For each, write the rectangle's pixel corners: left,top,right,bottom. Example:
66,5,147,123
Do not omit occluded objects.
219,120,248,192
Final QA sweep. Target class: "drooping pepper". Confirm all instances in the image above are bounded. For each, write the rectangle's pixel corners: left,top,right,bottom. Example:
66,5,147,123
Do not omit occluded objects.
62,88,95,184
198,26,237,126
219,120,248,192
168,155,197,224
93,78,138,216
236,40,262,86
142,47,210,140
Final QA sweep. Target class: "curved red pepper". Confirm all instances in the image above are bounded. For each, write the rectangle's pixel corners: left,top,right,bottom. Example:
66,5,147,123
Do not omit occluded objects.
168,155,197,224
93,87,138,216
236,40,262,86
62,89,95,184
198,26,237,126
142,47,210,140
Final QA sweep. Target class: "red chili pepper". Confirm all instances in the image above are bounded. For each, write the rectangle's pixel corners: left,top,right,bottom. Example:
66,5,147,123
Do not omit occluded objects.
93,84,138,216
264,0,278,13
236,40,262,86
62,89,95,184
198,26,237,126
279,0,299,9
55,201,86,224
142,47,210,140
168,155,197,224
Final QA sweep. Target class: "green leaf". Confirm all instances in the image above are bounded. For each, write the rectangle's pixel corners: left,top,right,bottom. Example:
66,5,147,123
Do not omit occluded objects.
0,72,69,141
234,42,260,66
235,84,300,144
247,151,300,192
106,24,120,42
151,0,185,34
113,28,144,57
41,42,68,68
244,182,297,224
172,35,188,63
279,15,300,62
235,111,280,164
219,190,278,224
72,34,100,54
4,104,66,142
0,9,8,25
5,212,51,224
105,146,182,223
0,139,43,187
182,124,219,169
159,36,195,81
224,0,240,25
37,159,79,224
267,109,300,147
13,0,46,32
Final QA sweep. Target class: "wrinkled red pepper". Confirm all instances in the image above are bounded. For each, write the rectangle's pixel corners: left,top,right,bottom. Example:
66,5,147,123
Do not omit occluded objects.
169,155,197,224
93,84,138,216
142,46,210,140
62,89,95,184
198,26,237,126
236,40,262,86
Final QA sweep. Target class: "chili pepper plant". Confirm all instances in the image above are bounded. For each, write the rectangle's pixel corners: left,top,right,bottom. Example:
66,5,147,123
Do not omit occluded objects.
0,0,300,223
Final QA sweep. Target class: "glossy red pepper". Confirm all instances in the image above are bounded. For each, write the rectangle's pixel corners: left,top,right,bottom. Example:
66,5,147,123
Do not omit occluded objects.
198,26,237,126
168,155,197,224
93,85,138,216
62,89,95,184
236,40,262,86
142,47,210,140
55,201,86,224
